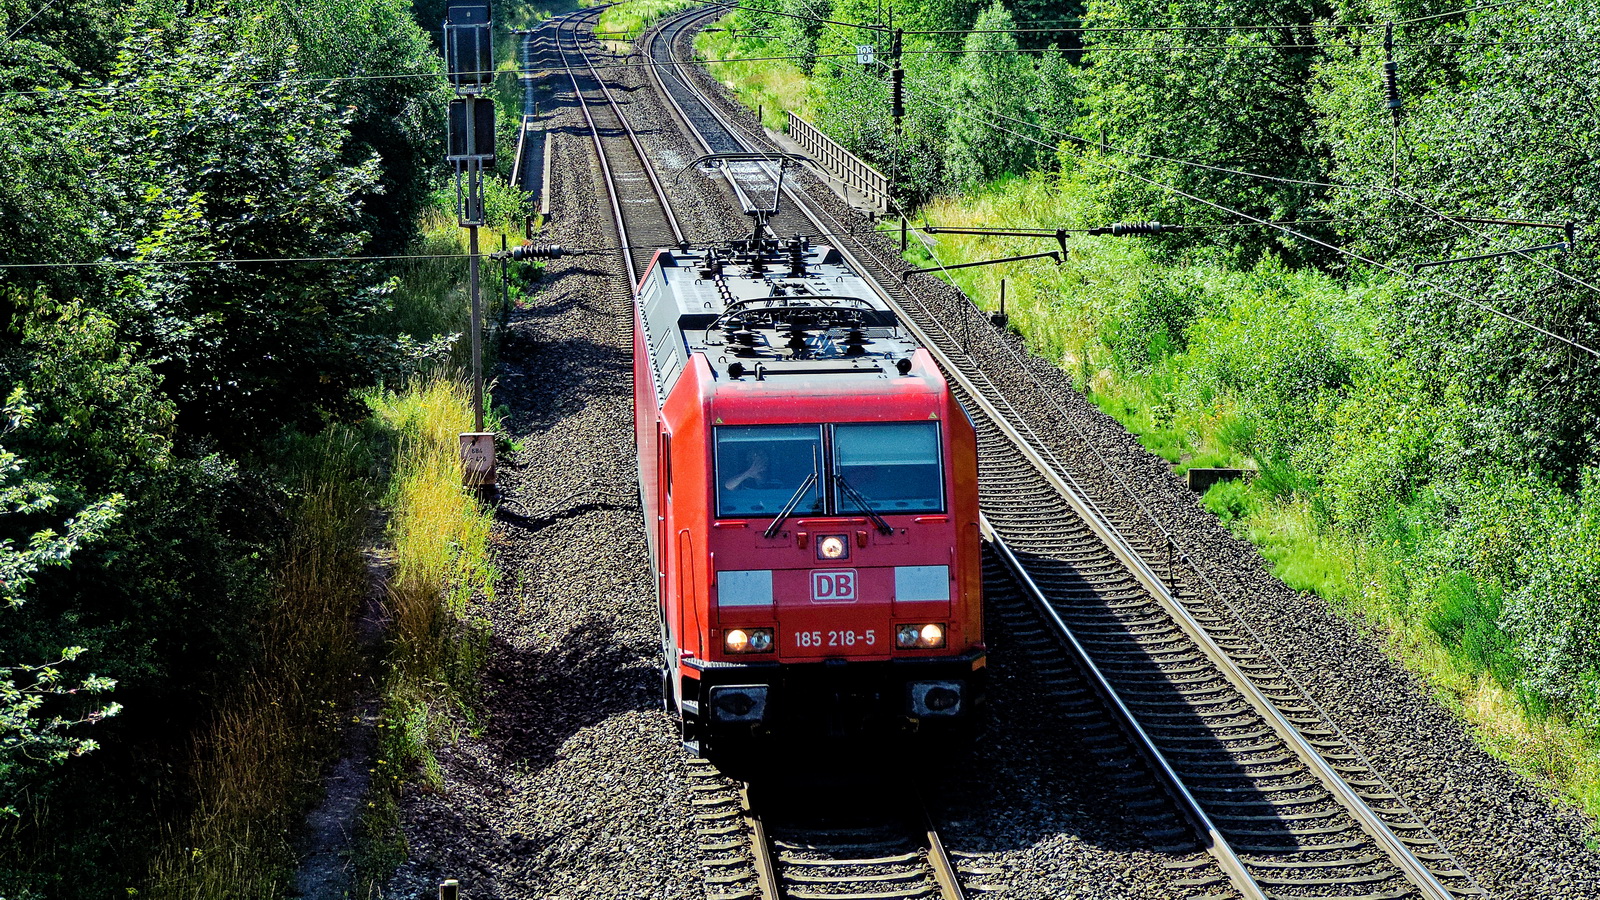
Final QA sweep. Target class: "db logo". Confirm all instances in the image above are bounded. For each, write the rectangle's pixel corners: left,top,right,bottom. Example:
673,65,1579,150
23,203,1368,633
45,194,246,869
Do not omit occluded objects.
811,569,857,603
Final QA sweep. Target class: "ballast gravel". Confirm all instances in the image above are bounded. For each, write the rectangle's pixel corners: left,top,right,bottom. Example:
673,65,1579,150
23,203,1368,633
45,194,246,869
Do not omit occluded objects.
671,14,1600,896
382,11,1600,900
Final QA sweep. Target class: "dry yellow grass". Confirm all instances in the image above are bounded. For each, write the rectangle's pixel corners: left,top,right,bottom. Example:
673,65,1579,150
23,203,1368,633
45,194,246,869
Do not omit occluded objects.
373,375,496,686
145,430,374,900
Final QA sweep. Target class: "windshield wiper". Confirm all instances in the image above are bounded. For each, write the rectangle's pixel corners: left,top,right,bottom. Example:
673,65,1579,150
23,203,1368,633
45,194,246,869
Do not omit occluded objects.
835,474,894,535
764,472,818,539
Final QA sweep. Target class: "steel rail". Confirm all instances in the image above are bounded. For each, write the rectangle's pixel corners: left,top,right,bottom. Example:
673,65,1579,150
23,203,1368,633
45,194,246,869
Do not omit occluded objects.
793,163,1468,900
981,514,1265,899
552,9,684,288
741,785,784,900
643,8,785,218
919,803,968,900
574,14,966,900
740,785,965,900
641,10,1469,900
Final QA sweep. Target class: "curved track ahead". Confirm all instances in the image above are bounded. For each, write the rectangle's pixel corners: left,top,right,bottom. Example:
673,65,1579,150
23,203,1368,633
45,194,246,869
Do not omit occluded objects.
551,8,1487,899
551,9,684,286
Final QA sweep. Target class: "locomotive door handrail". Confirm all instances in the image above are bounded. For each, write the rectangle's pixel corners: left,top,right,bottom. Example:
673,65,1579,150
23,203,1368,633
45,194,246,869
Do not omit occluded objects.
677,529,701,657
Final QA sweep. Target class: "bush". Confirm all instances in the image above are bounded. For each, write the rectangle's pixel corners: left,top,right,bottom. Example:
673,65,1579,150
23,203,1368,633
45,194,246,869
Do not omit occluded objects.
1504,470,1600,732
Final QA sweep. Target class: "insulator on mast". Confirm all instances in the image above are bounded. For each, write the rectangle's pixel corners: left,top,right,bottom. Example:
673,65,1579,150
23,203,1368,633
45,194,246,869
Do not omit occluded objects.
504,243,564,260
1382,24,1404,113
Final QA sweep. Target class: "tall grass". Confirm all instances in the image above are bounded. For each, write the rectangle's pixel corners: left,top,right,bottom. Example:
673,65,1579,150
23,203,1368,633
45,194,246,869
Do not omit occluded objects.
350,375,495,894
594,0,699,42
144,429,376,899
698,23,818,129
140,187,517,896
373,376,495,691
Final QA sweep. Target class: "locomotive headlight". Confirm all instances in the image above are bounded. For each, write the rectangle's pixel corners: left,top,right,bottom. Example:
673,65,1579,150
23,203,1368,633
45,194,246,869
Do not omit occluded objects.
817,534,848,560
725,627,774,653
896,623,946,649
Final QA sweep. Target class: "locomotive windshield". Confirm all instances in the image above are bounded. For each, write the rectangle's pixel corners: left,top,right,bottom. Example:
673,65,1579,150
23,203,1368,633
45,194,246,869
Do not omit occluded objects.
716,425,823,518
833,423,943,513
714,422,943,519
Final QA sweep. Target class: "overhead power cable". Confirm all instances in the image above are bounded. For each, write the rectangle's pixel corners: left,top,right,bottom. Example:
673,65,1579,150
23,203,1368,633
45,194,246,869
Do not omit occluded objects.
895,0,1527,31
3,0,66,41
5,24,1583,100
895,67,1586,281
901,80,1600,358
725,0,1549,40
0,252,478,270
725,0,1526,35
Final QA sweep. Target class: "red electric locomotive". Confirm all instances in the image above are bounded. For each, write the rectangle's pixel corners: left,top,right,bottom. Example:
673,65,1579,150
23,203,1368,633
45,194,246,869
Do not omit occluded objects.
633,227,984,754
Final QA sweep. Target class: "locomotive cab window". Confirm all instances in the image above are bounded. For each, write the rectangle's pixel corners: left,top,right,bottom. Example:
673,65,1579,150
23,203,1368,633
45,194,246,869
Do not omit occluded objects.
715,425,823,518
832,423,943,513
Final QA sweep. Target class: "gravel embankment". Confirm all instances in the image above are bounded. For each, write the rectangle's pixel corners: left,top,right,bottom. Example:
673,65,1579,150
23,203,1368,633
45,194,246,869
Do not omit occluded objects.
672,15,1600,896
383,11,1600,900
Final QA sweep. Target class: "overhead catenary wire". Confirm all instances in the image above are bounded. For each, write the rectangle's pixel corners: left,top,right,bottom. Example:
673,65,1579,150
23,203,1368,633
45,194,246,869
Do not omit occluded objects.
901,79,1600,359
727,0,1527,35
5,27,1585,100
6,213,1514,271
0,251,483,270
6,8,1579,288
681,7,1599,316
891,62,1589,284
3,0,66,41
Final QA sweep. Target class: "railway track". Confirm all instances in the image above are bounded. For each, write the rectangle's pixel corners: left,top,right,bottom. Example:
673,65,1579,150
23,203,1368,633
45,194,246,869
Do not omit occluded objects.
551,8,684,285
551,7,1487,899
548,20,971,900
687,760,972,900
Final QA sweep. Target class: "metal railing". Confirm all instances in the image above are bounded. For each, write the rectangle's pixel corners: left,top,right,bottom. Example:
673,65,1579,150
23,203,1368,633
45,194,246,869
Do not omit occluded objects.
786,112,890,213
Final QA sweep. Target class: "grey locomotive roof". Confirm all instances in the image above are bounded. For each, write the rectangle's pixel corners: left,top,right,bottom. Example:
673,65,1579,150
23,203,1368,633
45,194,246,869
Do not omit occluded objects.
637,242,922,406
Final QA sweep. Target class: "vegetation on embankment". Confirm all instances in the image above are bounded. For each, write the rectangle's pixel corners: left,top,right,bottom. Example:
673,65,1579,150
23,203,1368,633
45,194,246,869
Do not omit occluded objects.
349,374,500,896
593,0,703,42
700,0,1600,820
0,0,529,895
910,180,1600,817
698,24,818,130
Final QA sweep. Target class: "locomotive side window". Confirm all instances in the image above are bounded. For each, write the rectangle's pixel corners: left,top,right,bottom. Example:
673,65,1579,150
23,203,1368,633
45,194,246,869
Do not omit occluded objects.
832,423,944,513
715,425,823,518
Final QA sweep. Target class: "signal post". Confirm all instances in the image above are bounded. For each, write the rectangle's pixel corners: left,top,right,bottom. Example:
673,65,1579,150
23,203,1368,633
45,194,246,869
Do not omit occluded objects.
444,0,497,492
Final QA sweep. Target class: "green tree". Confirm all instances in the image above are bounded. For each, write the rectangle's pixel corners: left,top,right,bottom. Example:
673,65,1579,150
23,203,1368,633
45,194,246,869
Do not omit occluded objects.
1074,0,1334,261
0,0,126,308
1504,469,1600,732
243,0,448,253
0,388,122,812
1312,0,1600,481
944,2,1039,187
82,12,396,447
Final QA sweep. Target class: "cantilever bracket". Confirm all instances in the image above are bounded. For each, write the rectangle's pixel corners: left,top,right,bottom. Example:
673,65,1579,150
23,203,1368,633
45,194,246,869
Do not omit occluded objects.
900,250,1062,281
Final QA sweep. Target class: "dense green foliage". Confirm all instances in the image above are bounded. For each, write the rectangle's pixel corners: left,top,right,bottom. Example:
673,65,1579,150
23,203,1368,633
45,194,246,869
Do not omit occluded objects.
0,0,457,893
711,0,1600,807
